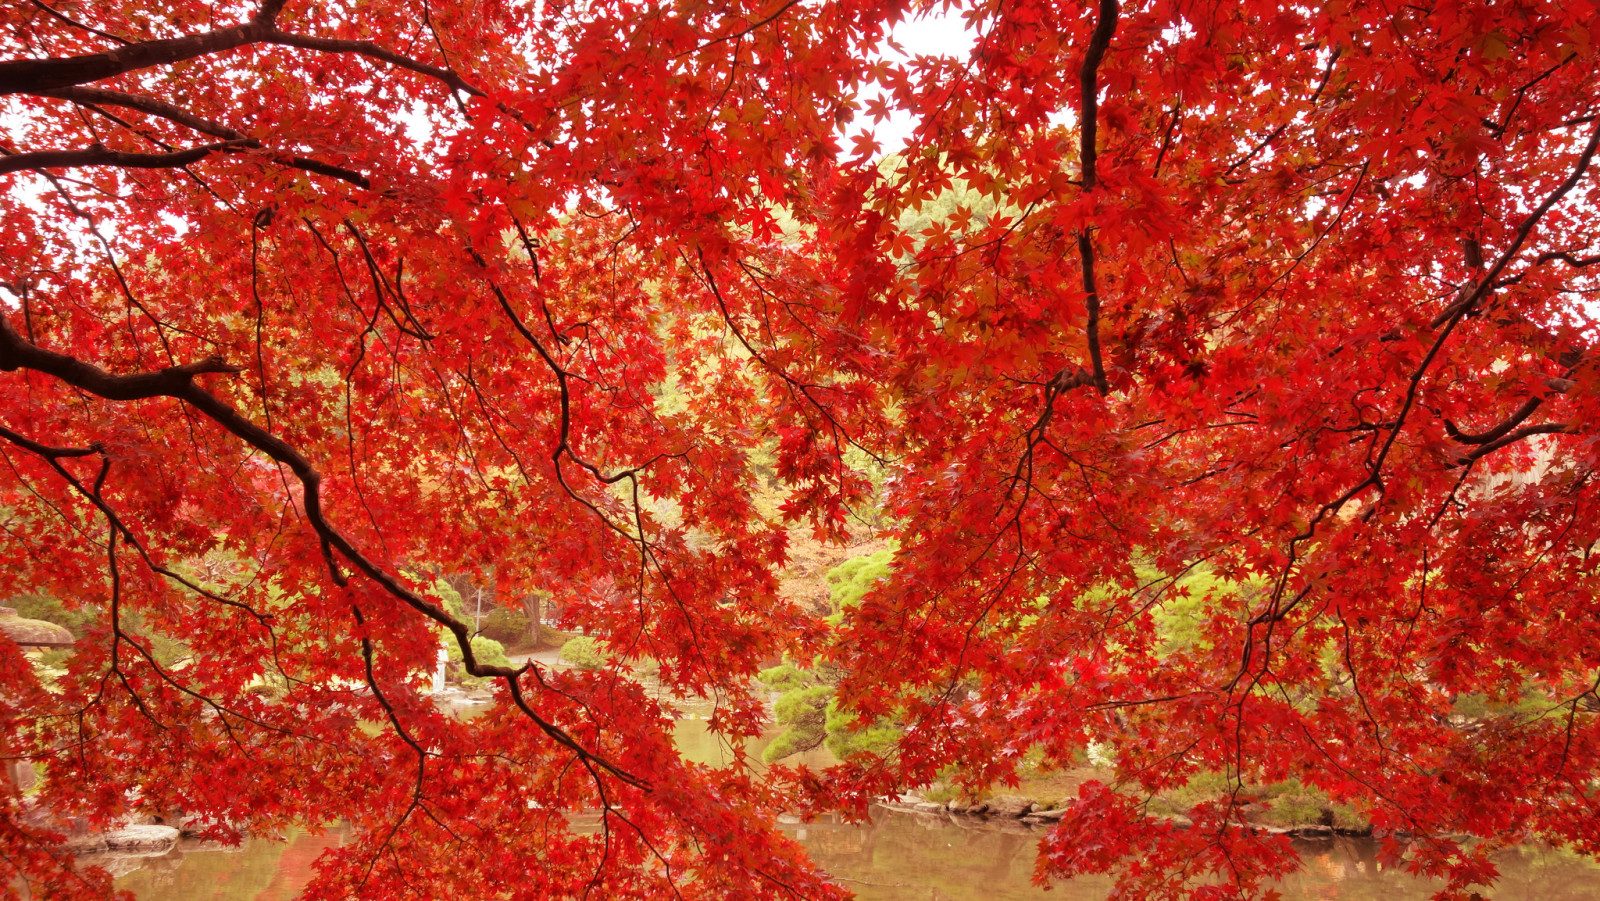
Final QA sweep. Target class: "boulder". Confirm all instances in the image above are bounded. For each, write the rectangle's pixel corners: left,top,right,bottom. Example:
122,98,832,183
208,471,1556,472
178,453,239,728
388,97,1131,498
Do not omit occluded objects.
1290,824,1334,839
985,795,1034,818
102,825,180,855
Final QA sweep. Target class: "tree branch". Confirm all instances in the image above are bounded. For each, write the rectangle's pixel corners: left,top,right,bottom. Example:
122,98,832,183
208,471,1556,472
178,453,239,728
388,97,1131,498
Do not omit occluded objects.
0,312,644,788
263,31,483,97
1077,0,1118,193
1078,231,1109,396
1457,422,1573,464
37,86,245,139
0,139,253,176
1071,0,1118,397
1,12,481,99
0,20,268,96
1444,394,1544,446
9,93,374,187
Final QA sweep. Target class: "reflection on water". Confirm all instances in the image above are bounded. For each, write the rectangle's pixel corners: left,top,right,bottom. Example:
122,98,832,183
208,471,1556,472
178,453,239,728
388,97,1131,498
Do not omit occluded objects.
796,810,1600,901
113,702,1600,900
115,806,1600,901
114,828,345,901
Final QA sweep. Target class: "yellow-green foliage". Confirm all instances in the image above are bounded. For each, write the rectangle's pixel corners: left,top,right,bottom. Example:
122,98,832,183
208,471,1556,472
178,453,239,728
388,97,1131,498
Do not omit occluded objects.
433,578,468,619
6,592,93,637
824,547,894,618
757,661,810,691
561,635,608,670
762,685,831,763
447,634,511,684
823,699,901,760
1148,568,1253,654
762,548,904,761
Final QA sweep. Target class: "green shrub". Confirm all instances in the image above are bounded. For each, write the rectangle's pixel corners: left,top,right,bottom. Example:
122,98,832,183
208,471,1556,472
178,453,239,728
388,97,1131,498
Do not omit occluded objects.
762,724,827,762
762,685,832,763
446,634,510,684
561,636,608,670
478,606,532,646
7,593,93,637
824,548,894,616
757,662,810,691
775,685,832,728
823,699,901,760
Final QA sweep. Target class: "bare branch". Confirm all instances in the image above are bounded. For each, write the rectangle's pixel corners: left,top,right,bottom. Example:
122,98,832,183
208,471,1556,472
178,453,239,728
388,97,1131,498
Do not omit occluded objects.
1077,0,1118,193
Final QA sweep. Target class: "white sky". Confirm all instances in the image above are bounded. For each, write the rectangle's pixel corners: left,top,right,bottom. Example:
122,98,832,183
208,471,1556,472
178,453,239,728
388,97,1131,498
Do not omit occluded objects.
853,9,977,153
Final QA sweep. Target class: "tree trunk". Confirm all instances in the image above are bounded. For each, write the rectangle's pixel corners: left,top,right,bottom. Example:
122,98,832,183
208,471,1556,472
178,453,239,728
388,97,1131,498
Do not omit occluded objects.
520,592,542,646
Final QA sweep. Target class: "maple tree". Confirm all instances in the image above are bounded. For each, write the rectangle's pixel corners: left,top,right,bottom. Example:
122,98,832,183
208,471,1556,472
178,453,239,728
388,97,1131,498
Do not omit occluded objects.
3,0,1600,898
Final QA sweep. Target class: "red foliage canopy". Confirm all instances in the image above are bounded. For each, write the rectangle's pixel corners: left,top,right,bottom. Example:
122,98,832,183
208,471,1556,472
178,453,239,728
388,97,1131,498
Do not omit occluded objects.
3,0,1600,898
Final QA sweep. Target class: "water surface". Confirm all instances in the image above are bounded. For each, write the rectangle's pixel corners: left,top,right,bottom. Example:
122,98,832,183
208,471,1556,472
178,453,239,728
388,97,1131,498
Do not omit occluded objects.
115,808,1600,900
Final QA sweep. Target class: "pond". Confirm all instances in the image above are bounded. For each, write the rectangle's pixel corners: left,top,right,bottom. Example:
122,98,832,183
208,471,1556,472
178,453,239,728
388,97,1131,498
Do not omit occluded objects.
114,807,1600,901
111,707,1600,899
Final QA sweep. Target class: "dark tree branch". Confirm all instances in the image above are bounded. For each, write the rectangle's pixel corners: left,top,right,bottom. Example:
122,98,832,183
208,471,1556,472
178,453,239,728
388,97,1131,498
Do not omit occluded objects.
1074,0,1117,397
1,4,481,99
1078,231,1109,395
1396,119,1600,460
1077,0,1118,193
0,139,252,175
0,312,644,789
0,20,268,95
263,31,484,97
1492,250,1600,289
1444,394,1545,446
1458,422,1573,464
37,86,245,139
2,125,371,187
25,0,131,46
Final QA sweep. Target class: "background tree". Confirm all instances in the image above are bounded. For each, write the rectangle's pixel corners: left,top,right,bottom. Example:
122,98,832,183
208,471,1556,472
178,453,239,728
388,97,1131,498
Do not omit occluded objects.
3,1,1600,900
0,0,891,897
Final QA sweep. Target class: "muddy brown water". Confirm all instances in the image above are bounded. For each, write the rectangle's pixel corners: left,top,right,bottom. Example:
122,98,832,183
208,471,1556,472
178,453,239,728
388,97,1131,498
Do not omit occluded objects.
113,713,1600,899
114,810,1600,901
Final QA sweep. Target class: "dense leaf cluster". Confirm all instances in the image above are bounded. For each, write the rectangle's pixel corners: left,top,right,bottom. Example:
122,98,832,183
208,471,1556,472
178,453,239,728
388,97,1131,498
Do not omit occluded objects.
3,0,1600,898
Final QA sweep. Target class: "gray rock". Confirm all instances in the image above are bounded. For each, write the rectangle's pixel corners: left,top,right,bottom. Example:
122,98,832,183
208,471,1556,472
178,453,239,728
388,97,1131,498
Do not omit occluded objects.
1291,824,1334,839
985,795,1034,818
101,825,180,855
914,802,946,814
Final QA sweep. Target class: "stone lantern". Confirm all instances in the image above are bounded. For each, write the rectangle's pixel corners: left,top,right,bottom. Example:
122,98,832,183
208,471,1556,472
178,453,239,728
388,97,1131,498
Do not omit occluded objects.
0,606,73,792
0,606,73,650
